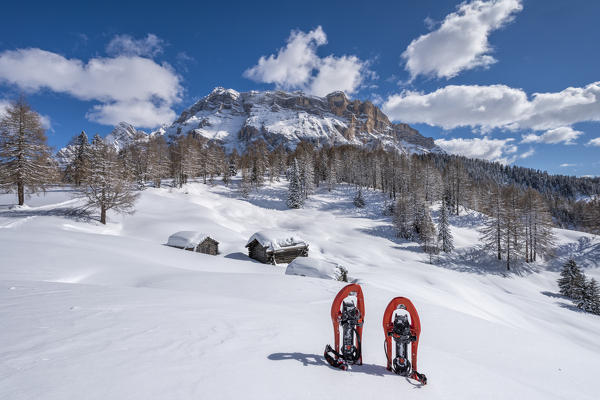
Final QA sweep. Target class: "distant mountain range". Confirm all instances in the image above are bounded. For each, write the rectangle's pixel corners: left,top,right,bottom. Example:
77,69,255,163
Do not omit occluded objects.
57,88,443,159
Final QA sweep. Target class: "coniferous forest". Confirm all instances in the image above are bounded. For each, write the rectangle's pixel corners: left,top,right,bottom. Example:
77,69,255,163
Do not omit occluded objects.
2,99,600,272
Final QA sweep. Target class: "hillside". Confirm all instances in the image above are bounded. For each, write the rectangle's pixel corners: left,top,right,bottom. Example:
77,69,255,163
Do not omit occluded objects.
1,180,599,399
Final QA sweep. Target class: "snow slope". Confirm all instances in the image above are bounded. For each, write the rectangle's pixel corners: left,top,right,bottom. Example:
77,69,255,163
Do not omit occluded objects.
1,181,599,400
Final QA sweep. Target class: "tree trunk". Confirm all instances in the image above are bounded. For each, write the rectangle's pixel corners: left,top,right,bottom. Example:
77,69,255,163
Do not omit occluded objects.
17,181,24,206
100,206,107,224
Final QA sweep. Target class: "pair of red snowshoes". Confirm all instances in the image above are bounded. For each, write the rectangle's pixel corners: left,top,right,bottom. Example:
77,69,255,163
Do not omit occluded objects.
323,284,427,385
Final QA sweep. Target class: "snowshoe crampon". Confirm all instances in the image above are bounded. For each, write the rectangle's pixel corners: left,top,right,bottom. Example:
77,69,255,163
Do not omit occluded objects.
383,297,427,385
324,284,365,370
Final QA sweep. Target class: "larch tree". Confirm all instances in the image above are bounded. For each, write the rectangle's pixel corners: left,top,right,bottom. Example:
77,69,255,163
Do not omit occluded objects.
0,98,54,205
480,185,504,261
80,135,139,224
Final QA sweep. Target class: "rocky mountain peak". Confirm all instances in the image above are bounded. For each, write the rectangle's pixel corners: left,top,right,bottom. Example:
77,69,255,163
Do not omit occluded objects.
163,88,444,155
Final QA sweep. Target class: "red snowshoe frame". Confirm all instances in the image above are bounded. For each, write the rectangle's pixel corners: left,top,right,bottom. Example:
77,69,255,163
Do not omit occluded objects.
383,297,427,384
324,284,365,370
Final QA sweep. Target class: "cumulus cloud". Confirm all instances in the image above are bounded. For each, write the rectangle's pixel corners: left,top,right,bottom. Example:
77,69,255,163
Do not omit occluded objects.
435,136,518,164
0,98,9,116
560,163,576,167
521,126,582,145
0,48,181,128
383,82,600,143
402,0,523,80
106,33,165,57
587,137,600,147
244,26,371,96
520,147,535,159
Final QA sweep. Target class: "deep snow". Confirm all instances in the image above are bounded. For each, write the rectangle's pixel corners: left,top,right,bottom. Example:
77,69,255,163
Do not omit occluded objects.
1,181,599,400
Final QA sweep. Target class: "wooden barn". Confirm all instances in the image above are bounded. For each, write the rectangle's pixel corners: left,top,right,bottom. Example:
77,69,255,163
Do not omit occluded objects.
245,231,308,264
167,231,219,255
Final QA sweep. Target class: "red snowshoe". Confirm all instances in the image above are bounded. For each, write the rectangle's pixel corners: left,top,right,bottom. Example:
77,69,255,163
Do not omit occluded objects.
383,297,427,384
324,284,365,370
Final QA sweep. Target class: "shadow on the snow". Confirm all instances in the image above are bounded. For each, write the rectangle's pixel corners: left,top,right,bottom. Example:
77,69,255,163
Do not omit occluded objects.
267,352,391,377
433,246,538,277
242,185,288,211
549,236,600,271
224,252,262,263
0,206,93,222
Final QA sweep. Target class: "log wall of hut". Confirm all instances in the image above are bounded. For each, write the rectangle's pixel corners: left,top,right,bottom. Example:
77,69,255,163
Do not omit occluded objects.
197,239,219,255
272,247,308,264
247,241,271,263
247,240,308,264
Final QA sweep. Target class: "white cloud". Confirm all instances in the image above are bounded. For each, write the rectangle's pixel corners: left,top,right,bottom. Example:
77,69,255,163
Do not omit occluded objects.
402,0,523,80
0,48,182,128
106,33,165,57
521,126,582,145
383,82,600,142
435,136,518,164
0,98,9,116
244,26,371,96
560,163,576,167
520,147,535,159
587,137,600,147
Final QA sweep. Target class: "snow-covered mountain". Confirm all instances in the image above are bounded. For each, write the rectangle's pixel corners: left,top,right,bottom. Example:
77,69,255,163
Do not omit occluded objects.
104,122,153,151
165,87,444,154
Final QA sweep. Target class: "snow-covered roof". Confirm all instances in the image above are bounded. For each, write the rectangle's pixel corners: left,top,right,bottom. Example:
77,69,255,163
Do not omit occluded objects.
245,230,307,252
167,231,214,250
285,257,347,281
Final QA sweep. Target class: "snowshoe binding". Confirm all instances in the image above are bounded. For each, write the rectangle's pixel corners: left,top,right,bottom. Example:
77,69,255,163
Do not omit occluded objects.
324,284,365,370
383,297,427,384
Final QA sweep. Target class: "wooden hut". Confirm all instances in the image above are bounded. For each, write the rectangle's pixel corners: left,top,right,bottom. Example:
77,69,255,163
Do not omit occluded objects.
245,231,308,264
167,231,219,255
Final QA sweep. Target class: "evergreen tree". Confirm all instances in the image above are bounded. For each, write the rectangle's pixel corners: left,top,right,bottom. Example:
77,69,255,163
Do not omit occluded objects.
579,278,600,314
353,187,366,208
417,206,438,262
79,135,139,224
287,158,303,209
63,131,91,186
557,259,586,299
394,191,414,239
437,197,454,253
0,98,54,205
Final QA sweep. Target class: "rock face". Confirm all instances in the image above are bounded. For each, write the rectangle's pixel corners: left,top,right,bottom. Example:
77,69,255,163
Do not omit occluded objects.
104,122,151,151
165,87,443,154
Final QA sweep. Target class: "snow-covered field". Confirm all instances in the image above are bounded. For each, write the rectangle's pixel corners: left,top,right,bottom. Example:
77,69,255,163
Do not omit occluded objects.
1,181,599,400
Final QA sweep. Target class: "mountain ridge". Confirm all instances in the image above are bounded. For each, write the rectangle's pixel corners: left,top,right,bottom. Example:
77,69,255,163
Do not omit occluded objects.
163,87,443,154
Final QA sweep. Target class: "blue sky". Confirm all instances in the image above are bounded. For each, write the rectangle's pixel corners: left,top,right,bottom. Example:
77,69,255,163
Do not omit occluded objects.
0,0,598,176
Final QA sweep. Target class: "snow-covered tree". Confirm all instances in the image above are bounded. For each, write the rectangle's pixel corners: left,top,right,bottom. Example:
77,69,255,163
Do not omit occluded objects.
437,197,454,253
63,131,91,186
146,135,170,188
0,98,54,205
287,158,303,209
557,259,585,299
417,206,438,262
79,135,139,224
579,278,600,315
394,191,414,239
353,187,365,208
